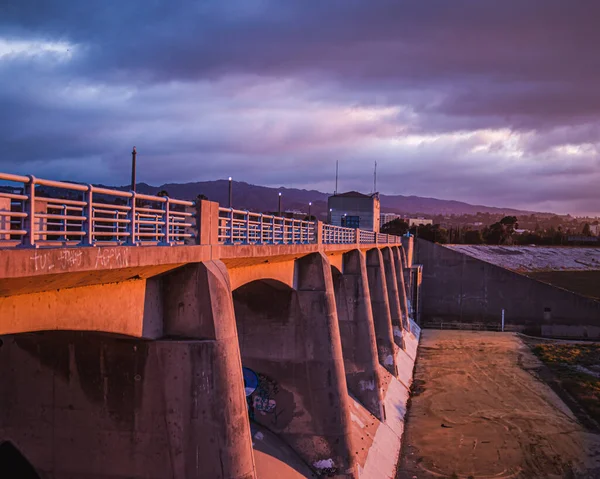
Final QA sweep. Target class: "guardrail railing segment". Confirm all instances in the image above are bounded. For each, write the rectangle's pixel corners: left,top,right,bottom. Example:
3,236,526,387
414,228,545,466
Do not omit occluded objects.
0,172,403,248
217,208,315,245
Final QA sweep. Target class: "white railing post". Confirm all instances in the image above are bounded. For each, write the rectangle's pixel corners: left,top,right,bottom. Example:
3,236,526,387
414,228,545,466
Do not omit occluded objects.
245,211,250,244
127,192,137,245
163,198,171,245
229,208,234,244
23,175,36,247
259,213,264,244
84,185,93,246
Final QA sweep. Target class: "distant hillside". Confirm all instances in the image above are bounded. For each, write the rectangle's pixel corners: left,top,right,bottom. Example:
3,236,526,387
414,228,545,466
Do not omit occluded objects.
103,180,537,219
379,194,532,216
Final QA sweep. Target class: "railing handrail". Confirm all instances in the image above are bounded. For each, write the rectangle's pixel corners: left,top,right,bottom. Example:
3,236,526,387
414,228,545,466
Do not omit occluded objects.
0,171,403,248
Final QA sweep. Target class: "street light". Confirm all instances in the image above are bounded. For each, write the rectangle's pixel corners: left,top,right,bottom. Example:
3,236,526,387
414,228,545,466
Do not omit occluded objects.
278,192,282,216
228,177,233,208
131,146,137,193
308,202,312,220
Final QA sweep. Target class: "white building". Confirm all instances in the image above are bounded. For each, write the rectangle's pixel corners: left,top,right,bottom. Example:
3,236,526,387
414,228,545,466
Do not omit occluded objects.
380,213,403,226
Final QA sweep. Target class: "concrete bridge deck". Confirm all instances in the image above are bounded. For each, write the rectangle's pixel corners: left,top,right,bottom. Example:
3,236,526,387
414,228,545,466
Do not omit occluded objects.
0,172,421,478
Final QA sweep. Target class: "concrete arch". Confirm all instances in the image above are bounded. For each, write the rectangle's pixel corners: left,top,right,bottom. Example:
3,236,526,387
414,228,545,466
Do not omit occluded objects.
0,278,162,338
233,254,357,477
227,260,297,290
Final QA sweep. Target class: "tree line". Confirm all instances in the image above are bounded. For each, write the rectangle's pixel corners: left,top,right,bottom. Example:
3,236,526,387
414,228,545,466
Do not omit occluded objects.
380,217,598,245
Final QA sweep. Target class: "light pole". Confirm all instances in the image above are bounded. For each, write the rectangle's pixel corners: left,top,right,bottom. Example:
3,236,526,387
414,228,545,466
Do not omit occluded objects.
228,177,233,208
278,192,282,216
308,202,312,220
131,146,137,193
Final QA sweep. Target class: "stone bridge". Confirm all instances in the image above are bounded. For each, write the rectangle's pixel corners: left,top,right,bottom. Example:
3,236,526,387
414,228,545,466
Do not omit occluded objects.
0,174,421,479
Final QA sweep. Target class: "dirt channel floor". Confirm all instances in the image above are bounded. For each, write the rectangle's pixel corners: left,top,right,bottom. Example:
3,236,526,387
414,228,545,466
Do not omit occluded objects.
397,331,600,479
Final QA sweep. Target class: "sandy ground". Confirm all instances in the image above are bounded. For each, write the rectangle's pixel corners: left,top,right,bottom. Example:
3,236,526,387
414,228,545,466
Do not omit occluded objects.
398,331,600,479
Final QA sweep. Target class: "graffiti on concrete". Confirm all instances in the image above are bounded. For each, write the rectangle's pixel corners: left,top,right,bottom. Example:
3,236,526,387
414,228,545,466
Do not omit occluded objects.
243,367,280,419
30,249,83,272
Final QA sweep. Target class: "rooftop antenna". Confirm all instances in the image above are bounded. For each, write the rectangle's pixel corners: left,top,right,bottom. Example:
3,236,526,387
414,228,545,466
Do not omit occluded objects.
335,160,339,195
373,161,377,194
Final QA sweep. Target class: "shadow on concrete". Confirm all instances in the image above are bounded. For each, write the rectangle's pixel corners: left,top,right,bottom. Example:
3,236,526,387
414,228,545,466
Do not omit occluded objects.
0,441,40,479
250,422,317,479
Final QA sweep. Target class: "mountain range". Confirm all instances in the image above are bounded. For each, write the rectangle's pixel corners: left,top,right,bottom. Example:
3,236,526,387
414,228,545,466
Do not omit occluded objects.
104,179,535,219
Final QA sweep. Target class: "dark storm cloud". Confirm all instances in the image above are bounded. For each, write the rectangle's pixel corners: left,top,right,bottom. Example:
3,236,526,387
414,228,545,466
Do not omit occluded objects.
1,1,600,213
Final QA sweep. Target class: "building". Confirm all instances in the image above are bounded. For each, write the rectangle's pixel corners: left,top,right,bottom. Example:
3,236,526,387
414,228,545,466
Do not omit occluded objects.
380,212,403,226
328,191,380,231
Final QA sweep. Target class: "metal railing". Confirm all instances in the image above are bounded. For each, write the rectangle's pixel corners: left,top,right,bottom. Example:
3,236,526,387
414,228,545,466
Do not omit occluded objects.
0,171,403,249
218,208,315,245
359,230,376,244
322,224,355,244
0,173,193,247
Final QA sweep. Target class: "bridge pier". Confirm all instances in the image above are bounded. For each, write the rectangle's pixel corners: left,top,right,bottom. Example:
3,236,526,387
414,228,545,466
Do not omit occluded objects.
333,249,385,420
366,249,398,377
381,247,405,349
234,252,357,478
392,246,411,331
0,333,255,479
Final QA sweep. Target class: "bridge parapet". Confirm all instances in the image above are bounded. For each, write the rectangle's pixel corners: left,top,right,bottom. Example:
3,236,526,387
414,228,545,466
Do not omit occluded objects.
0,172,403,249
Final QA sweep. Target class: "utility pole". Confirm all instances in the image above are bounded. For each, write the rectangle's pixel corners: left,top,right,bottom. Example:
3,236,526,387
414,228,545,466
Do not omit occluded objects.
131,146,137,193
335,160,339,195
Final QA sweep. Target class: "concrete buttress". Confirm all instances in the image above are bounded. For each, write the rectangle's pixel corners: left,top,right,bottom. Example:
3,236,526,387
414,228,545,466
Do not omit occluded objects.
0,333,256,479
381,247,405,349
333,249,385,420
365,249,398,377
161,261,256,478
392,246,411,331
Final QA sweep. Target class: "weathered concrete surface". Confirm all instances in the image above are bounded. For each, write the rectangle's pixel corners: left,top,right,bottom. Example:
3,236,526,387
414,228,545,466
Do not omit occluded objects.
381,247,405,349
417,239,600,327
351,320,421,479
0,333,256,479
0,241,418,478
446,244,600,272
333,250,385,420
401,237,413,269
391,246,410,331
234,253,357,478
366,249,398,377
398,331,600,478
250,423,316,479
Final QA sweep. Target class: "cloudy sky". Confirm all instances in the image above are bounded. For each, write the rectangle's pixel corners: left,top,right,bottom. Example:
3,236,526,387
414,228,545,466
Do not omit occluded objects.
1,1,599,214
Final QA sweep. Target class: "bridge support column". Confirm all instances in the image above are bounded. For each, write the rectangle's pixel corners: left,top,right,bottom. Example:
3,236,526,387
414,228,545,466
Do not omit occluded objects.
162,261,256,479
0,332,255,479
234,252,357,478
392,246,411,331
334,249,385,420
401,238,414,300
366,249,398,377
382,247,405,349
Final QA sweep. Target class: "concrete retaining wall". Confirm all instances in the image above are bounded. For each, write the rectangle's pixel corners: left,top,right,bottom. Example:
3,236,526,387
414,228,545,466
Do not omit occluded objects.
417,239,600,327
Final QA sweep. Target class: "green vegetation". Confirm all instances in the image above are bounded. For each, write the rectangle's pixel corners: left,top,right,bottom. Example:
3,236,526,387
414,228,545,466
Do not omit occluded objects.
532,343,600,424
381,213,600,245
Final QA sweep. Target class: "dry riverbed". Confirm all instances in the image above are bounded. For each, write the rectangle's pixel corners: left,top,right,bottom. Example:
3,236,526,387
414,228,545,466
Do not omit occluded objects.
397,331,600,479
